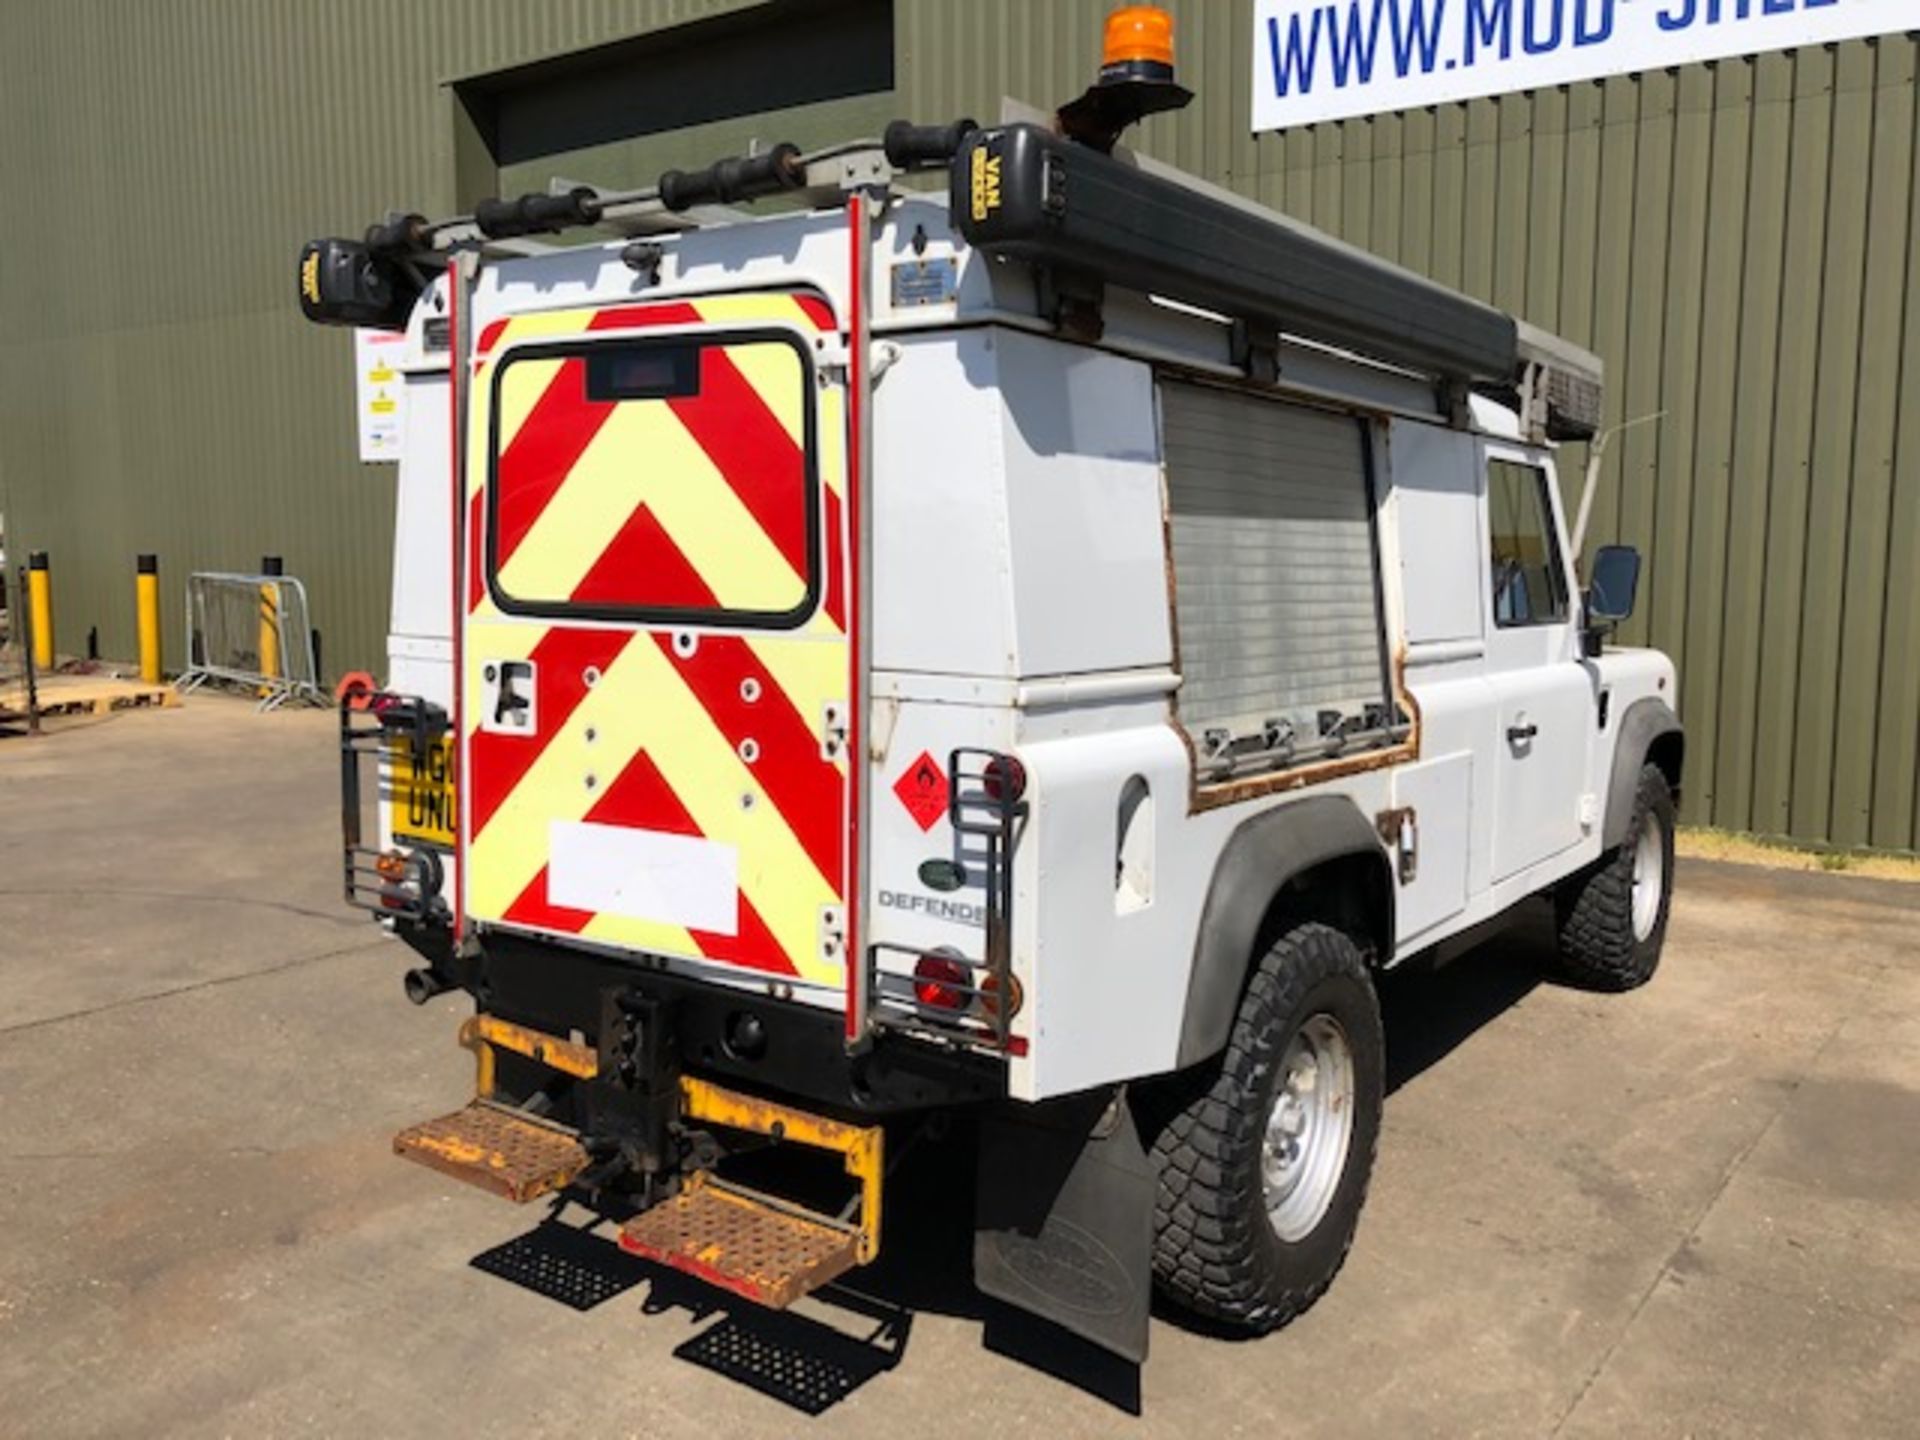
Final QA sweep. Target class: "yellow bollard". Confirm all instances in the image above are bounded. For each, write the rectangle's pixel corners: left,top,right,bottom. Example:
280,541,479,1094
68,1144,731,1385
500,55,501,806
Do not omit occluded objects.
135,553,162,683
258,555,283,685
27,551,54,671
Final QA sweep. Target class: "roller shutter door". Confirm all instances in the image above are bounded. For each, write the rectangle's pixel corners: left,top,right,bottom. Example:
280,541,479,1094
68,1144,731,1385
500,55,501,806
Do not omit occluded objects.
1159,381,1393,772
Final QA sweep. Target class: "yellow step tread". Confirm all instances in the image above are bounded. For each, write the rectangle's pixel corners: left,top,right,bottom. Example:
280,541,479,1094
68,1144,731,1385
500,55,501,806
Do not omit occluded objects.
618,1178,860,1309
393,1101,589,1204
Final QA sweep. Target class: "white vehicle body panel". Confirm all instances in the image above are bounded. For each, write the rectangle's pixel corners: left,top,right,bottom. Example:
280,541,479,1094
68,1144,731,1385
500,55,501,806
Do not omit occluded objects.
375,191,1677,1104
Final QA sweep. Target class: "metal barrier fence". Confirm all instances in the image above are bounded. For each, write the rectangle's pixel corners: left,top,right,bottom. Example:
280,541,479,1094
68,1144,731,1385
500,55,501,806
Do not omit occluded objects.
178,571,326,710
1,563,43,733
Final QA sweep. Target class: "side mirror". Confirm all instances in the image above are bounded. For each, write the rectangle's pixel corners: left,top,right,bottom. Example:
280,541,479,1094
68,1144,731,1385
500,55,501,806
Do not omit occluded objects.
1587,544,1641,625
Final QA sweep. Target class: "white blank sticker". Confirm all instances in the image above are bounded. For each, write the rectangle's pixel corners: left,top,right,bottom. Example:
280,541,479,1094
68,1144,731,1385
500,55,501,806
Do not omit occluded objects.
547,821,739,935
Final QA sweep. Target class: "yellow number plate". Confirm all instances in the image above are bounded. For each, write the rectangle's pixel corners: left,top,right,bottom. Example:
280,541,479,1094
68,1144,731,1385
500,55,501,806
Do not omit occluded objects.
389,735,455,849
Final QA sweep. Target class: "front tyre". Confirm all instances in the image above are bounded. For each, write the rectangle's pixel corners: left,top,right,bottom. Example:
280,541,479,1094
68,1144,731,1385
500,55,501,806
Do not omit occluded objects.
1148,922,1384,1332
1553,762,1676,991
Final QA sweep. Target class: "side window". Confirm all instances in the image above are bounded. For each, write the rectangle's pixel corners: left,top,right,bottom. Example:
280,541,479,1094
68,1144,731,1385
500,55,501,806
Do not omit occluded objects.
1486,458,1569,628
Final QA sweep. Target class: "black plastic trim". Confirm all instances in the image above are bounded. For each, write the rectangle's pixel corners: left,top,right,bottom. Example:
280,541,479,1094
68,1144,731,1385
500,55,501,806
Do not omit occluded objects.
1602,698,1683,850
1174,794,1394,1068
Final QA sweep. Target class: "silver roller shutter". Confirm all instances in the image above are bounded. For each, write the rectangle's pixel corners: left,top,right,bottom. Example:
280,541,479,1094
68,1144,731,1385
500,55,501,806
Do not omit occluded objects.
1160,381,1394,774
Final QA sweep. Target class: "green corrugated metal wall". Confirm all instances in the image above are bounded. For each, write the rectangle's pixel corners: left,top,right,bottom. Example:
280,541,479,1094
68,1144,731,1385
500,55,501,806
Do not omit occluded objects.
2,3,1915,852
0,0,765,706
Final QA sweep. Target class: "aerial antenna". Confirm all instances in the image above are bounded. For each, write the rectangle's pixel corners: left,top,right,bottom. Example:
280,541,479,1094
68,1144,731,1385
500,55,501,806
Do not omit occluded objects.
1570,410,1665,563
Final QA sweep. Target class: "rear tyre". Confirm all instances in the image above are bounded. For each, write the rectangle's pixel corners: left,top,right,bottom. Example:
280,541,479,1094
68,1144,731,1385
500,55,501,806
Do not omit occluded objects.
1147,922,1384,1333
1552,762,1675,991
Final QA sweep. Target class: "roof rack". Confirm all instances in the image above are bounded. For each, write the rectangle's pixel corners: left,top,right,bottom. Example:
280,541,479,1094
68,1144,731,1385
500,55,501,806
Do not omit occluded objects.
365,128,964,261
297,128,962,330
299,114,1600,419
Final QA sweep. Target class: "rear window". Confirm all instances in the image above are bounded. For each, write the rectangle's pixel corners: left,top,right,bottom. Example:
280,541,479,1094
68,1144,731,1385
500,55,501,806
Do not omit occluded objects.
485,330,817,627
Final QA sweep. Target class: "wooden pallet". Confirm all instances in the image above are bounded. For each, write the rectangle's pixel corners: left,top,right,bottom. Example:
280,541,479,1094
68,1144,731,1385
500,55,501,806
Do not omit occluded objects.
0,674,181,719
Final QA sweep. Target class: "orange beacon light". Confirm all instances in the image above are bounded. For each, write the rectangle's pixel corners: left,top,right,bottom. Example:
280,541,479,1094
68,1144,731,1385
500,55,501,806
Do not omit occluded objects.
1099,6,1179,82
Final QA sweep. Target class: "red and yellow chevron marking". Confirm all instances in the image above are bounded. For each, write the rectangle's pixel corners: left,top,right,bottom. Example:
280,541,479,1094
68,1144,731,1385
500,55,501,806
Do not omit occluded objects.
461,290,849,987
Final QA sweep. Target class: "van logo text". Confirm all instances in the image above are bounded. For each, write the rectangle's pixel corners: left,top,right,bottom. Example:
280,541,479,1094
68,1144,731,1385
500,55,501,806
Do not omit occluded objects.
970,145,1002,222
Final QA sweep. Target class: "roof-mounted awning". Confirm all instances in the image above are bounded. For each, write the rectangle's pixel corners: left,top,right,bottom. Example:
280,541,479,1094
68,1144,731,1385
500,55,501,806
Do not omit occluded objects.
952,123,1520,388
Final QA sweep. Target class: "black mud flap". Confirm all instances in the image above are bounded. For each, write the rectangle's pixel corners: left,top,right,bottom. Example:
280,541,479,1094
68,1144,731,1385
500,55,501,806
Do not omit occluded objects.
973,1088,1154,1365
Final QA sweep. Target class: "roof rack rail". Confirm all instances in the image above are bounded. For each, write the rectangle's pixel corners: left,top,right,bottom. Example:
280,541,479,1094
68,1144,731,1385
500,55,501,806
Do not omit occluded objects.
300,113,1583,413
297,128,964,330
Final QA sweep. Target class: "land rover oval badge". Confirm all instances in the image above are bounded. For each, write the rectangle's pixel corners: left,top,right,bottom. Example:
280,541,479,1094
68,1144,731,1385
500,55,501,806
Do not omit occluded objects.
918,858,967,892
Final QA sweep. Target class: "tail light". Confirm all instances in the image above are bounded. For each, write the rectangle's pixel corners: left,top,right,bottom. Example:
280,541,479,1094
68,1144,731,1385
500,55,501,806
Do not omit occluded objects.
979,968,1024,1022
375,848,416,912
982,754,1027,804
913,953,971,1010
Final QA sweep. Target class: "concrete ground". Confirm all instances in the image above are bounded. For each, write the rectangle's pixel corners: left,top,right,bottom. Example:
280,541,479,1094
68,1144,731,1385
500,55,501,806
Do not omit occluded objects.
2,696,1916,1438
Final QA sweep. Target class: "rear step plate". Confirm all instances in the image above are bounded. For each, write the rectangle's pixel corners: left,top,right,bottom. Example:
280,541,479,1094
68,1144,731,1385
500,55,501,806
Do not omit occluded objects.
394,1101,589,1203
619,1178,860,1309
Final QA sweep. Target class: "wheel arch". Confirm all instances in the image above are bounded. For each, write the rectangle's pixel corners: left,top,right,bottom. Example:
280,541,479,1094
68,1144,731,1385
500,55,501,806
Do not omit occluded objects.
1174,794,1394,1069
1603,698,1684,850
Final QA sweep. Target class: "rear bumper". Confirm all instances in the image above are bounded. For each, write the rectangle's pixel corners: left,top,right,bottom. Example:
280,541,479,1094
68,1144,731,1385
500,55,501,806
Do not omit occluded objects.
339,692,1008,1116
475,931,1005,1118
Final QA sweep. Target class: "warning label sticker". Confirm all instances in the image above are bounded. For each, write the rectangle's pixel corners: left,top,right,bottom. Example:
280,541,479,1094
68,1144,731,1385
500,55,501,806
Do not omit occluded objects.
355,327,406,463
892,750,949,832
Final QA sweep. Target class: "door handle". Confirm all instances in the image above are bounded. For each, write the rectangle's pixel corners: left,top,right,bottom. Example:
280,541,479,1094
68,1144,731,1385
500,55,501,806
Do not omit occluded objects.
490,660,535,730
1507,722,1539,744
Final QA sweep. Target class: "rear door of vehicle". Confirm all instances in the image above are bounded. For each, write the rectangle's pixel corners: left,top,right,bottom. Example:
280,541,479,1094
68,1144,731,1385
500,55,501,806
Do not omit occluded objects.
460,290,851,998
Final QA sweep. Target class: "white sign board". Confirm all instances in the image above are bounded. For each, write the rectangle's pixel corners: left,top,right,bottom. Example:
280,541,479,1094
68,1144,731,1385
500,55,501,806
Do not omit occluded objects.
354,327,407,463
1252,0,1917,131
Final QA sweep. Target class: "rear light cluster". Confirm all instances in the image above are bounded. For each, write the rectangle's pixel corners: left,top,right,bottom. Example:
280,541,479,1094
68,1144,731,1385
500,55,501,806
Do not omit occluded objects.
375,847,414,911
910,951,1023,1020
371,846,445,917
978,967,1021,1021
869,747,1027,1055
981,754,1027,804
912,953,970,1010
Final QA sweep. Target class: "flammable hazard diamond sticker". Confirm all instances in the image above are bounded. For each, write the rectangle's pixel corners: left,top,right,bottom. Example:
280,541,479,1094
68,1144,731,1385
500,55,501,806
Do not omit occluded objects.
893,750,950,832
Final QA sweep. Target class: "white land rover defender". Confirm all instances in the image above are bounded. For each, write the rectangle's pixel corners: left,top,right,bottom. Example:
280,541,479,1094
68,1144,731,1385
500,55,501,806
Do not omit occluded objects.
301,14,1680,1370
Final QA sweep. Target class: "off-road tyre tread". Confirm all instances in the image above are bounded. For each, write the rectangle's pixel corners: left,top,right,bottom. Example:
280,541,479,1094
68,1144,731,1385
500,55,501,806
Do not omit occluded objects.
1553,762,1674,992
1148,922,1382,1333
